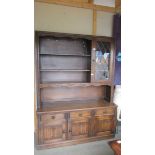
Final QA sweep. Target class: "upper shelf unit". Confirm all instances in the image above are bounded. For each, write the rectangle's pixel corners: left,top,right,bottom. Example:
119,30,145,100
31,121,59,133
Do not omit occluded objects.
38,34,114,84
39,36,92,83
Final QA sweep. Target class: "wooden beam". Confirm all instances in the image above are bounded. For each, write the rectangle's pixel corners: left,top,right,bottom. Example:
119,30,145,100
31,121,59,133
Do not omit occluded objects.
115,0,121,12
88,0,93,4
35,0,115,13
92,9,97,35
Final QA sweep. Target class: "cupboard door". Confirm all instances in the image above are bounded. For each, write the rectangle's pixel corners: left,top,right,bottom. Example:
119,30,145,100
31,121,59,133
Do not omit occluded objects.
94,114,115,137
91,40,113,83
69,111,91,140
38,114,67,144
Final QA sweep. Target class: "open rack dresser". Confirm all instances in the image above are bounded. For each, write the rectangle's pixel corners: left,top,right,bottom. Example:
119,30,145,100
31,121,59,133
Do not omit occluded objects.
35,31,117,149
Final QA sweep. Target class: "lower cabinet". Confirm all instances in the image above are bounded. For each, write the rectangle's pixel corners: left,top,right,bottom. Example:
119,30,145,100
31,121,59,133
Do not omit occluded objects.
69,111,91,140
37,107,116,148
94,115,115,136
38,113,67,144
93,108,116,137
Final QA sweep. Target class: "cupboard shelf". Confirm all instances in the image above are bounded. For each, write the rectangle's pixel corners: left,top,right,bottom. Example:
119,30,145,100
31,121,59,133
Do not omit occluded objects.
40,82,111,88
40,53,91,57
40,69,91,72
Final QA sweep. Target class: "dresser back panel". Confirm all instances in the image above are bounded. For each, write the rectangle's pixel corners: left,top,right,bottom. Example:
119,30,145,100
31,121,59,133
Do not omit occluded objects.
39,37,91,55
40,71,90,83
41,86,105,102
40,56,91,70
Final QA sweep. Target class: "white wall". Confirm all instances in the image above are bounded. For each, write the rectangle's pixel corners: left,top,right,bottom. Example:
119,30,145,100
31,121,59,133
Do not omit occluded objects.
94,0,115,7
96,11,114,36
34,2,114,37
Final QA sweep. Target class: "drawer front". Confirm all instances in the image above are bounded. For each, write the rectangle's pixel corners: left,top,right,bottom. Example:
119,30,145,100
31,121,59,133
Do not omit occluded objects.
70,110,91,119
40,113,65,126
95,107,114,116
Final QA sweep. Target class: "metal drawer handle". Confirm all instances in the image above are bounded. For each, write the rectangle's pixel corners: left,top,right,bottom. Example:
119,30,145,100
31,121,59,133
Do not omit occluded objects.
79,113,82,117
51,116,55,119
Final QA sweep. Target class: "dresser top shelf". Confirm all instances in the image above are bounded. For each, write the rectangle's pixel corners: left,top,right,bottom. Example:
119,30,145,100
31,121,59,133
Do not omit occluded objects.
40,82,111,88
37,99,115,114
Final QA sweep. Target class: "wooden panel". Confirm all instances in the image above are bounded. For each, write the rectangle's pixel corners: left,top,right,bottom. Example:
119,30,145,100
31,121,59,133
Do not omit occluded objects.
95,108,114,116
38,125,67,144
40,71,90,83
40,55,91,70
94,114,115,136
40,113,65,126
41,86,105,102
70,110,91,119
70,119,90,139
40,37,91,55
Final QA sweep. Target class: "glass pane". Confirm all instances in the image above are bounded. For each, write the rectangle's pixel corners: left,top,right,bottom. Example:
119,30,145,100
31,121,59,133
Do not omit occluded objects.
95,41,110,81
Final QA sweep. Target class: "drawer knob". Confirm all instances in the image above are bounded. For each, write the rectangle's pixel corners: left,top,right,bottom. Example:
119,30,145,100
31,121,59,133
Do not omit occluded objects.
79,113,82,117
51,116,55,119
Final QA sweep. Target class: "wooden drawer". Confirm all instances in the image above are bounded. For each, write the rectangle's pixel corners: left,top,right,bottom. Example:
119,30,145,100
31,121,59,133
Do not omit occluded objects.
70,110,91,119
40,113,65,126
95,107,114,116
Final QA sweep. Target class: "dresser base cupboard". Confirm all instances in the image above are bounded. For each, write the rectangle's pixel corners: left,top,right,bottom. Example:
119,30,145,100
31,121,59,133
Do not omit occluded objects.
35,31,117,149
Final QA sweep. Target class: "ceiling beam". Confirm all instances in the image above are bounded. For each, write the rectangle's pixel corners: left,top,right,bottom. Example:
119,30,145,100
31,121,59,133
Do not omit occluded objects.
35,0,115,13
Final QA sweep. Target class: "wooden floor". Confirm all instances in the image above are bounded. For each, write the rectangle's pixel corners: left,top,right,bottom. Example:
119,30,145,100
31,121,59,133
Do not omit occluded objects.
34,125,121,155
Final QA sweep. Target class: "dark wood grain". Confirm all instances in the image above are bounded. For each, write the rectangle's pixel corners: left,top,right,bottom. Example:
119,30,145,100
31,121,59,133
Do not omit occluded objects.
40,86,105,103
40,71,90,83
40,82,111,88
40,55,91,70
37,100,115,114
35,31,116,149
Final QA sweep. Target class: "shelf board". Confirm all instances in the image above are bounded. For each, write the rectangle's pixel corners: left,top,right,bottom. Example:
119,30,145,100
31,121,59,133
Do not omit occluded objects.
40,69,91,72
40,53,91,57
37,99,114,114
40,82,111,88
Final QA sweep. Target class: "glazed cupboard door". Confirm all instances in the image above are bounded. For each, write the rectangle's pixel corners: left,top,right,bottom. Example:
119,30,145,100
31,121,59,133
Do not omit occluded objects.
68,111,91,140
38,113,67,144
91,39,114,83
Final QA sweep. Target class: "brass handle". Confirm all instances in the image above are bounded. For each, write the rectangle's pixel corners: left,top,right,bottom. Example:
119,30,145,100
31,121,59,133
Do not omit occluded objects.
51,116,55,119
79,113,82,117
